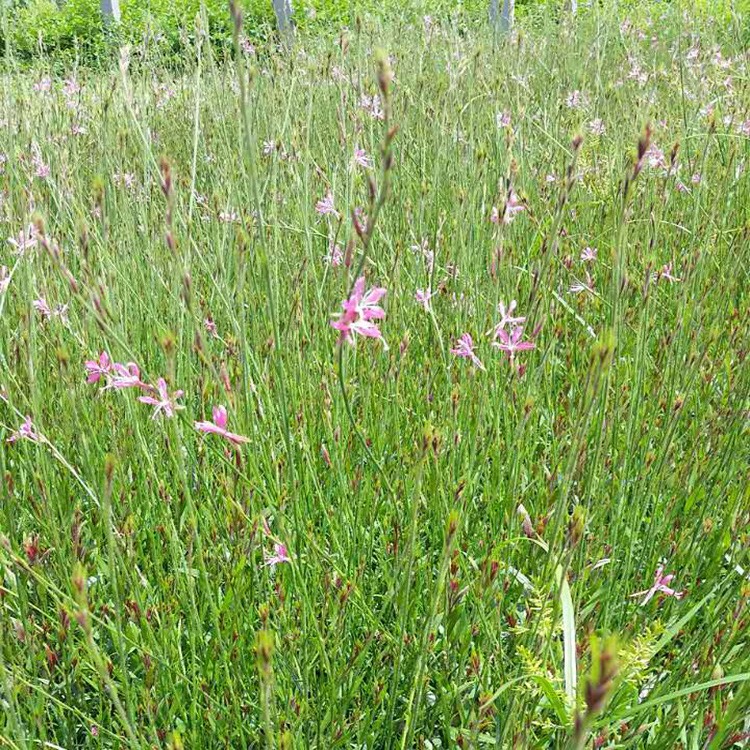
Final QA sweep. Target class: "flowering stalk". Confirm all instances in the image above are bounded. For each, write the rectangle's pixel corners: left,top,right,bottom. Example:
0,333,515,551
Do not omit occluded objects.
335,50,398,508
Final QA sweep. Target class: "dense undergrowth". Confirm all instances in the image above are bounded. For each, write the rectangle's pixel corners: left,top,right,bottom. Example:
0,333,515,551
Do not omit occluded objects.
0,2,749,747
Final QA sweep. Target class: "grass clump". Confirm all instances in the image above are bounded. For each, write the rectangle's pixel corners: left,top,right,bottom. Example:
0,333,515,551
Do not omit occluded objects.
1,3,749,747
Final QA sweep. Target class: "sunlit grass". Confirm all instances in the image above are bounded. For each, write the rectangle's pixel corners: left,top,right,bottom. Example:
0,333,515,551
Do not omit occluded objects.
0,4,749,747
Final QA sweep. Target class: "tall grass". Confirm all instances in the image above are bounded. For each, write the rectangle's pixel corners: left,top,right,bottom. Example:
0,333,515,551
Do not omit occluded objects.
0,3,749,747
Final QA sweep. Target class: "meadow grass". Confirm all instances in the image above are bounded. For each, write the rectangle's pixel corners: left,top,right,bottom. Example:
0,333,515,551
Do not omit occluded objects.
0,3,749,747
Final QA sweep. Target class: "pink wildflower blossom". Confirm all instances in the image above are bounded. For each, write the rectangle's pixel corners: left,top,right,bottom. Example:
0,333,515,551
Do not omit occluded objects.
493,326,535,360
631,564,684,606
451,333,485,371
565,90,586,109
7,225,38,256
315,191,340,219
138,378,184,419
415,288,435,311
496,111,512,129
264,542,290,568
492,299,526,335
491,191,525,225
218,210,239,224
204,318,219,338
330,277,387,347
589,118,606,135
7,416,41,444
324,243,343,267
33,298,68,322
353,147,373,169
33,157,50,180
654,263,681,283
105,362,148,390
195,405,250,446
360,94,385,121
85,352,112,384
240,37,255,55
644,144,666,170
33,298,50,317
113,172,136,190
581,246,598,262
33,77,52,93
569,272,594,295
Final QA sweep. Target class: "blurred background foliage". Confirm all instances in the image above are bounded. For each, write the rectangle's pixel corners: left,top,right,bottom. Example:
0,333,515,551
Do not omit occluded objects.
0,0,748,64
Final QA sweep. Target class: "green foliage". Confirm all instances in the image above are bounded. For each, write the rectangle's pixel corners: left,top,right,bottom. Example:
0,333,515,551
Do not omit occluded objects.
1,3,749,748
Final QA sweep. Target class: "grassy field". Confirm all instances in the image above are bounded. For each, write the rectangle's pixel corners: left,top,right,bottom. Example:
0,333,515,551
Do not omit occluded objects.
1,3,749,748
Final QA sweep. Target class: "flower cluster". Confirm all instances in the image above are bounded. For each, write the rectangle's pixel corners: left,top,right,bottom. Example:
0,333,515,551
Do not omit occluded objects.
82,352,248,445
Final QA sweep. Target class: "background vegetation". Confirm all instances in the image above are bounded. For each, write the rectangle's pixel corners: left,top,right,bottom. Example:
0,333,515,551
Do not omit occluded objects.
0,0,749,747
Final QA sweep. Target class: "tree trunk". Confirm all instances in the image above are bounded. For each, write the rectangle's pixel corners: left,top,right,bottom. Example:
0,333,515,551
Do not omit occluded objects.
101,0,121,25
272,0,294,42
500,0,514,33
566,0,578,15
489,0,500,30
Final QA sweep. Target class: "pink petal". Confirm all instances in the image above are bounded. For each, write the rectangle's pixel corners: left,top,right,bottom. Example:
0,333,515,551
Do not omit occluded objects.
212,405,228,429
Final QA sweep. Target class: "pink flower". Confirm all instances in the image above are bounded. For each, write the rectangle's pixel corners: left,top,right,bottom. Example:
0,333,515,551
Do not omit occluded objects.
33,299,68,323
360,94,384,120
496,111,512,129
218,210,239,224
195,405,250,446
7,225,38,256
204,317,219,338
324,243,343,267
569,272,594,294
451,333,485,371
62,77,80,98
492,299,526,335
34,159,50,180
589,118,606,135
644,144,666,170
315,191,340,219
493,326,535,360
240,37,255,55
138,378,184,419
415,288,435,312
105,362,148,390
33,77,52,93
491,191,525,225
353,147,372,169
631,564,684,606
85,352,112,384
581,246,598,262
33,298,50,318
330,277,387,347
654,263,681,283
7,416,41,444
264,542,290,568
113,172,136,190
411,239,434,273
565,90,586,109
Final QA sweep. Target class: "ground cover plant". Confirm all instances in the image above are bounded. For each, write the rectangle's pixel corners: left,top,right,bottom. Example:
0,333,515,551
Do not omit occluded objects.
1,2,750,747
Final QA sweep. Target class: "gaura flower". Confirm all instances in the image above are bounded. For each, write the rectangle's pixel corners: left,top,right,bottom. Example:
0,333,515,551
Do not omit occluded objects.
195,405,250,446
330,277,387,347
451,333,485,371
138,378,184,418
